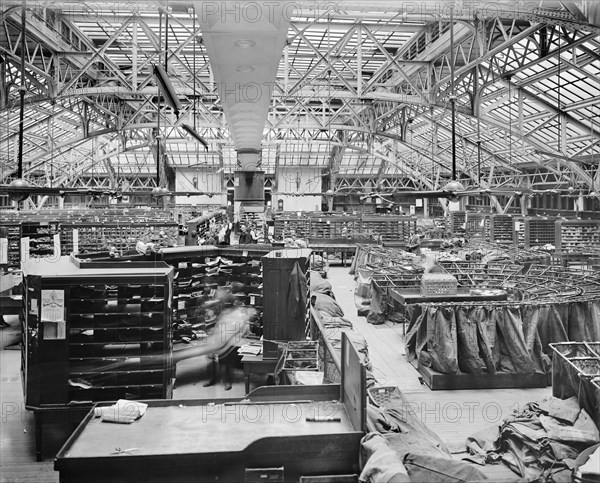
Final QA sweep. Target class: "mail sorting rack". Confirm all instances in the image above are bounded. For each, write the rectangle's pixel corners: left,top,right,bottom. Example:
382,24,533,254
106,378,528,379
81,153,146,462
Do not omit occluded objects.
555,220,600,256
307,214,362,240
448,211,467,235
0,222,21,269
60,222,179,254
273,213,310,239
524,216,558,249
21,221,59,258
489,214,517,244
20,256,174,461
360,215,416,242
167,246,265,336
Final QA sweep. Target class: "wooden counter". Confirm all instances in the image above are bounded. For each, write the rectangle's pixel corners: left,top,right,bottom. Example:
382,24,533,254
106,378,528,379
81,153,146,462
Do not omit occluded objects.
55,333,366,483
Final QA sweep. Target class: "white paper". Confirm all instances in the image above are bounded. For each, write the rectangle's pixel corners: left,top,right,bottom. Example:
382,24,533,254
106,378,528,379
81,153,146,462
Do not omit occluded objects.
415,199,423,207
96,399,148,424
41,289,65,323
0,238,7,264
410,205,416,215
72,229,79,254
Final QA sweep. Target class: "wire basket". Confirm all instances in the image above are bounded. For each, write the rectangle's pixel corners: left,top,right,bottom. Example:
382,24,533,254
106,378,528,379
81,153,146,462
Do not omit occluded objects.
420,273,458,295
367,386,403,408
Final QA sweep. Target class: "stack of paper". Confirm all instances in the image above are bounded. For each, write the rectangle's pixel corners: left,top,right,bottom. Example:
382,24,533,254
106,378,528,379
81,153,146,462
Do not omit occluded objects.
95,399,148,424
238,342,262,356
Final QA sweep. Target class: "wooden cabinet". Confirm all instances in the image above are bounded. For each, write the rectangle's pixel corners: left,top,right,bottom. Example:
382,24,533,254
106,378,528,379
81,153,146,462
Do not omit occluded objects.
262,249,311,357
21,256,174,410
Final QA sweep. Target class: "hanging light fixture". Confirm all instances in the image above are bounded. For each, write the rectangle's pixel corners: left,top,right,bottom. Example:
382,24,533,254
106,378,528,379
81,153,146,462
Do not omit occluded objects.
183,8,209,153
153,64,182,117
182,123,209,150
10,0,31,204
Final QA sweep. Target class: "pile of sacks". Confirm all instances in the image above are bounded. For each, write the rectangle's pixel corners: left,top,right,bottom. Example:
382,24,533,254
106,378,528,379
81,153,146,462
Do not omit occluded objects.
310,272,373,381
467,396,600,482
360,396,488,482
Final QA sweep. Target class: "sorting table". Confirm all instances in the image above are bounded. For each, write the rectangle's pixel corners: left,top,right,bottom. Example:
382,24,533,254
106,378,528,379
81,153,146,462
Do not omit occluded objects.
389,287,508,305
55,334,366,483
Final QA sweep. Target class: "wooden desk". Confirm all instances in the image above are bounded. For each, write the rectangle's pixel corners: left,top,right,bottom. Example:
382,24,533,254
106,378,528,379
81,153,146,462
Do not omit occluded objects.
241,354,278,394
55,334,366,483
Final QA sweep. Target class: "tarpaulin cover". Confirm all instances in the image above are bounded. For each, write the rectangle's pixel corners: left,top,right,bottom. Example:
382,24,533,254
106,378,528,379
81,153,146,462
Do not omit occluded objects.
360,395,487,482
426,306,459,374
309,271,333,296
405,300,600,375
367,278,387,325
311,293,344,317
467,397,600,481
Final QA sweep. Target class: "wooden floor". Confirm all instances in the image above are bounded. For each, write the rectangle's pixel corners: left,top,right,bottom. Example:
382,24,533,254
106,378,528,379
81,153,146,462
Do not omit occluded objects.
1,265,549,481
327,266,549,481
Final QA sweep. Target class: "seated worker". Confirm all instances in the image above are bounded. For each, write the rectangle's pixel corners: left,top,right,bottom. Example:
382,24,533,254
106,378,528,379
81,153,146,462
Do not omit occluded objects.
238,224,253,244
